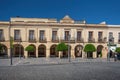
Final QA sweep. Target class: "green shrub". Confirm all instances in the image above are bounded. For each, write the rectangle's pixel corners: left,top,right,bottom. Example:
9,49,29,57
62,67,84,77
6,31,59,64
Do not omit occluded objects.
84,44,96,53
25,45,35,52
56,42,68,51
115,47,120,53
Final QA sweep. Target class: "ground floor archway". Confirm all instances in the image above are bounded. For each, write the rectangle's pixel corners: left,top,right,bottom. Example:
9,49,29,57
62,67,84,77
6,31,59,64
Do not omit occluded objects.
13,44,24,57
97,45,103,57
28,44,36,57
63,45,71,57
38,44,46,57
75,45,83,57
50,44,58,57
0,44,8,57
87,52,93,58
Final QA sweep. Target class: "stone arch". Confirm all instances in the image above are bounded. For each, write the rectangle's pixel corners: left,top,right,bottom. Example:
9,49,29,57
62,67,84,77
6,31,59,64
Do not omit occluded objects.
38,44,46,57
97,45,104,57
75,45,83,57
28,44,36,57
0,44,8,57
13,44,24,57
63,45,71,57
50,44,58,57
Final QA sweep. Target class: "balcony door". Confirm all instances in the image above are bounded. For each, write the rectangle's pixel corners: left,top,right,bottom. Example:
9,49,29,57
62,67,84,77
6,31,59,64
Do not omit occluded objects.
88,31,93,40
52,31,57,41
77,31,82,41
65,31,70,41
98,32,103,42
118,33,120,43
14,30,20,41
29,30,35,40
0,29,4,41
39,30,45,40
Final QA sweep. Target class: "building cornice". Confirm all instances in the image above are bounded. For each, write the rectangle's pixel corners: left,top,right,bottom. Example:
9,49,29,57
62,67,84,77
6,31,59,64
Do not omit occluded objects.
9,22,107,28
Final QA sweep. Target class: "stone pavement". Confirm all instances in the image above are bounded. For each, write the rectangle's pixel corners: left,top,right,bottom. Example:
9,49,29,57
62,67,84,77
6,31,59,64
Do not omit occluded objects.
0,57,116,66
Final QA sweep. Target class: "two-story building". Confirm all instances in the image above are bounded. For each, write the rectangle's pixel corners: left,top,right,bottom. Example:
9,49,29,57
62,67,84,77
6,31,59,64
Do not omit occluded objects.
0,15,120,58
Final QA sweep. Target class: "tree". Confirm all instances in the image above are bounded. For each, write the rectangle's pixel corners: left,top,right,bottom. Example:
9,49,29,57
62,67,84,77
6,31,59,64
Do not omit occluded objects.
56,42,68,51
25,45,35,52
84,44,96,58
115,47,120,53
56,42,68,58
25,45,35,57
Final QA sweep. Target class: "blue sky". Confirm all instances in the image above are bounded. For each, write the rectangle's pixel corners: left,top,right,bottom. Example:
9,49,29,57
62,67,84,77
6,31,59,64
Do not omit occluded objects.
0,0,120,24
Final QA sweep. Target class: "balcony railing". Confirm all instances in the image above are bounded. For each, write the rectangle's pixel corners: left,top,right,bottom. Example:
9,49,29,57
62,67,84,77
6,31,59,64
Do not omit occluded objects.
88,38,95,43
61,37,75,43
109,38,114,44
14,38,22,42
98,38,106,43
39,37,47,43
0,37,5,42
52,36,59,43
76,38,84,43
29,38,36,43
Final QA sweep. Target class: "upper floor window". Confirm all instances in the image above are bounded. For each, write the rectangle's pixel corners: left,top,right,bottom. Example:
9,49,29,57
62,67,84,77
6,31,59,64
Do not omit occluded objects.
52,31,57,40
0,29,4,40
109,32,114,42
14,30,20,40
88,31,93,39
118,33,120,40
98,32,103,39
29,30,35,40
109,32,113,38
64,31,70,40
39,30,45,40
77,31,82,40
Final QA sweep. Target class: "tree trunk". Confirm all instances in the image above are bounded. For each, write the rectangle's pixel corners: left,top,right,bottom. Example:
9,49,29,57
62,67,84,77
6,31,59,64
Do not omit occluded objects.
59,51,63,58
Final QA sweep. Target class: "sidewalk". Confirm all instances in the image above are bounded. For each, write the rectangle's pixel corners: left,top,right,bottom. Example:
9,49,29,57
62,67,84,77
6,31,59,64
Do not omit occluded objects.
0,57,116,66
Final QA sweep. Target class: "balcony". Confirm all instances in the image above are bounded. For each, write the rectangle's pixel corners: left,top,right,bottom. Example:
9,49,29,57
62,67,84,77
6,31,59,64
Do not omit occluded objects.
61,37,75,43
76,38,84,43
29,38,36,43
0,37,5,42
109,38,114,44
98,38,106,43
14,38,22,42
88,38,95,43
52,37,59,43
39,37,47,43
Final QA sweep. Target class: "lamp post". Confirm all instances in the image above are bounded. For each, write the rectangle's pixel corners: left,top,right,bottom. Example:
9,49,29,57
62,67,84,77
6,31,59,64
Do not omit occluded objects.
19,39,21,59
9,21,13,65
108,42,110,61
68,34,71,62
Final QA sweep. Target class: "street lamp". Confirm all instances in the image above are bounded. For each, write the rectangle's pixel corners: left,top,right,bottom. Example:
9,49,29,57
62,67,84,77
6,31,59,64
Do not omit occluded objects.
19,39,21,59
68,34,71,62
9,21,13,65
108,37,114,61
